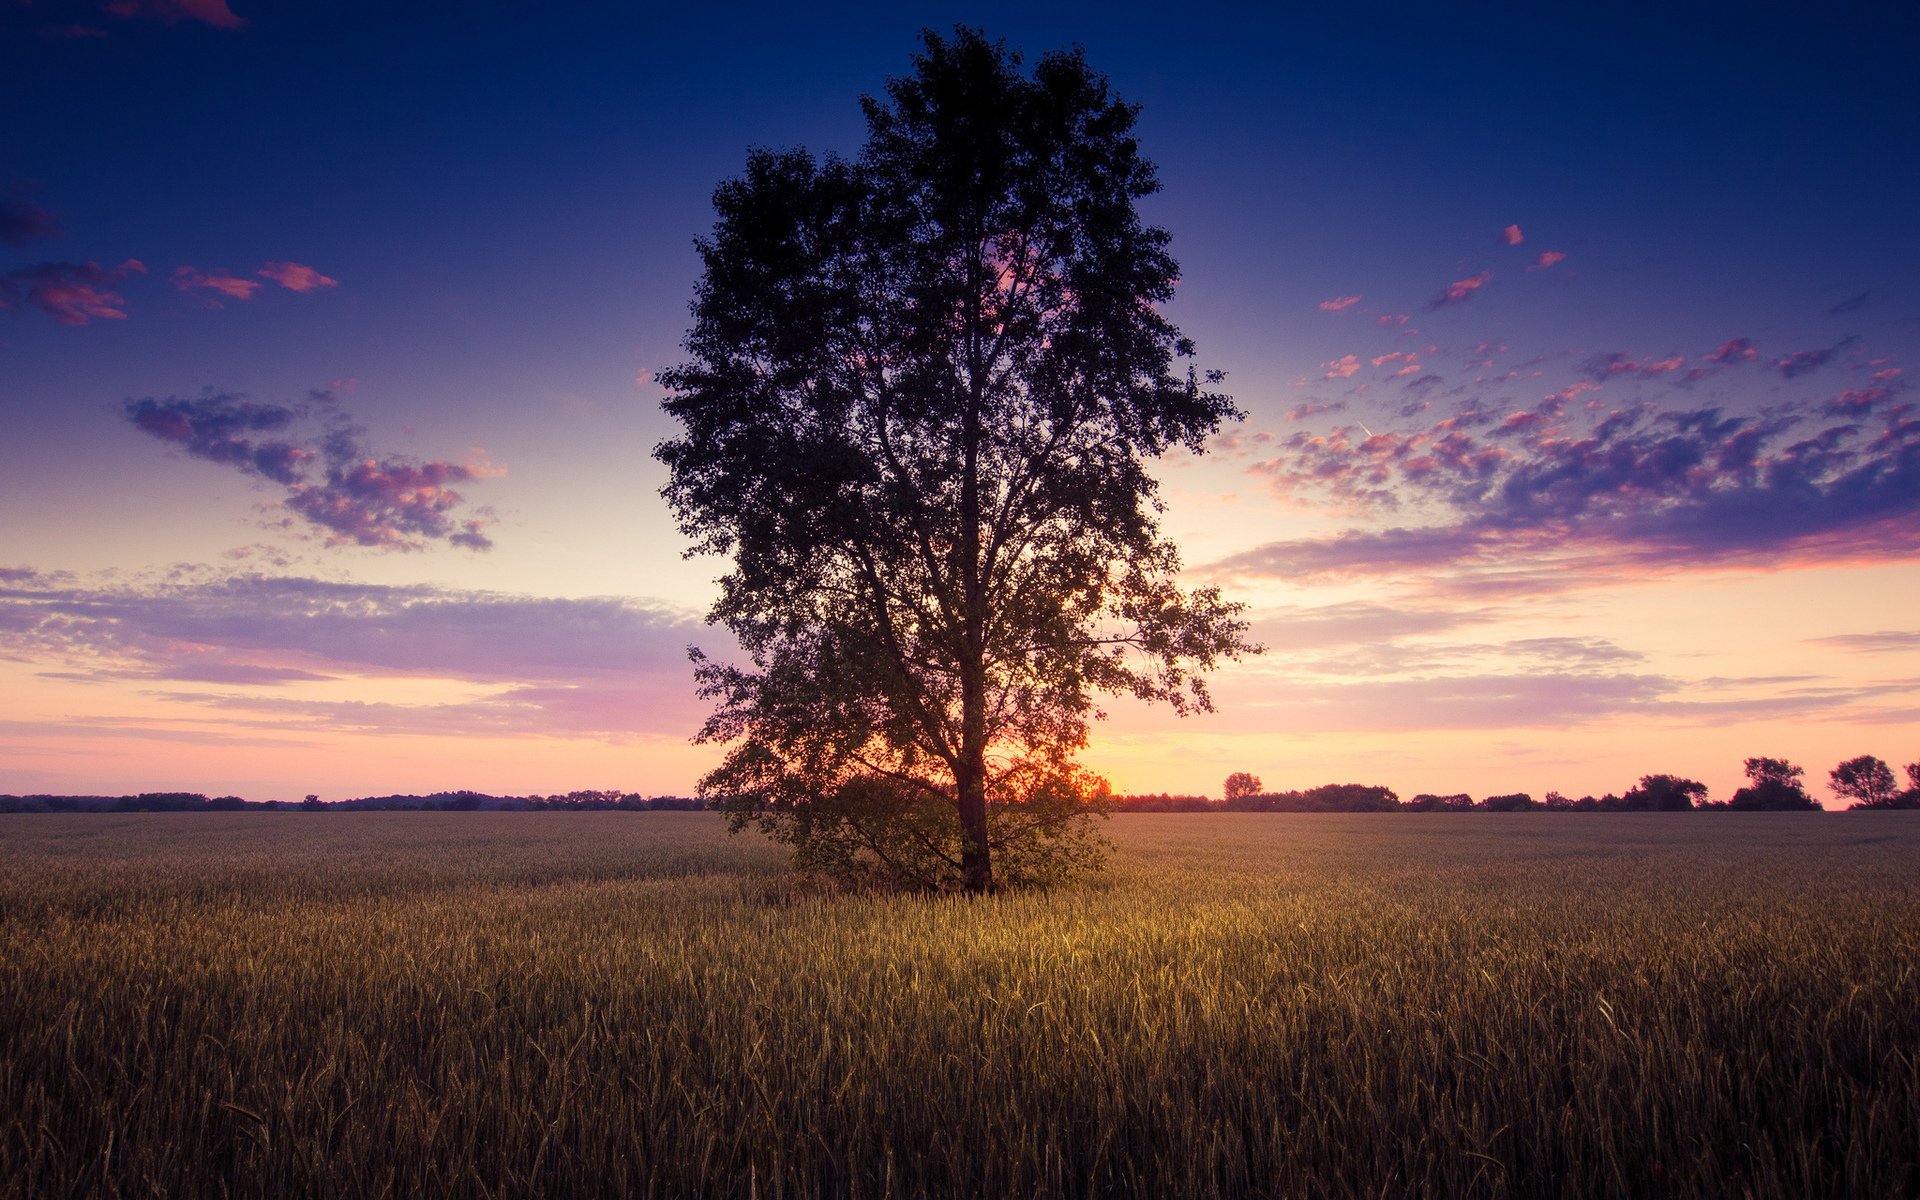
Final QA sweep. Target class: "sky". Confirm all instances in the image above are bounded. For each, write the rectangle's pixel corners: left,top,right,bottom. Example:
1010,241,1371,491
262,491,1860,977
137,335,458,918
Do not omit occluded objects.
3,0,1916,805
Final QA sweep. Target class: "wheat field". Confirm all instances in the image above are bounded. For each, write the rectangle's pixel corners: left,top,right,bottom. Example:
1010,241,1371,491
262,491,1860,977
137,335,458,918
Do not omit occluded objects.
2,812,1915,1198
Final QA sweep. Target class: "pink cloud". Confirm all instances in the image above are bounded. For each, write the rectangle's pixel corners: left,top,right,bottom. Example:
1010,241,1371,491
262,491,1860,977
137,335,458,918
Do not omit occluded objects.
1531,251,1567,269
258,261,338,292
0,259,143,326
1376,314,1410,328
1705,338,1758,364
173,266,260,301
1433,271,1491,308
125,390,499,552
1546,382,1600,405
1392,363,1421,378
1322,354,1361,380
1371,352,1410,367
1503,224,1524,246
1318,295,1362,313
105,0,245,29
1872,368,1903,382
1641,356,1684,375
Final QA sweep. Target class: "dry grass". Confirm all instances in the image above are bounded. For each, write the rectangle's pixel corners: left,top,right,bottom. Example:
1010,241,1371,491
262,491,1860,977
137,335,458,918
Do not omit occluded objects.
2,812,1916,1198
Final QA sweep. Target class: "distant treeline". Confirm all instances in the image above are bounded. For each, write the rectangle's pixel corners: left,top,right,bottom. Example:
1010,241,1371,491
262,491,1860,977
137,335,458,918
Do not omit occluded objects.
0,790,704,814
1115,766,1920,814
8,757,1916,815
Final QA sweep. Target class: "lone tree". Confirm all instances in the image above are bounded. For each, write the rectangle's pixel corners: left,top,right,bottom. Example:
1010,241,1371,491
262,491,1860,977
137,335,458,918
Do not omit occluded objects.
1830,755,1899,809
1222,772,1262,803
656,28,1256,892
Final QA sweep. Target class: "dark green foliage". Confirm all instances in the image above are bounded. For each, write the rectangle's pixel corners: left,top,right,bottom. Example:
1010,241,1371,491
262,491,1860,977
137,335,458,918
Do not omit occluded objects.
655,28,1255,891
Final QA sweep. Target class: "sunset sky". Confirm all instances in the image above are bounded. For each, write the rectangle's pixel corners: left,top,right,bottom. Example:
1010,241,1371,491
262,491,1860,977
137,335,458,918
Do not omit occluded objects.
3,0,1915,805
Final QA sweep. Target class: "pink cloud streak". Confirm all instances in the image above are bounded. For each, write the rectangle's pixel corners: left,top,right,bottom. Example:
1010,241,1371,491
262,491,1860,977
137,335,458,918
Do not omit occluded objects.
173,266,260,300
1434,271,1491,308
105,0,245,29
1,259,145,326
258,261,338,292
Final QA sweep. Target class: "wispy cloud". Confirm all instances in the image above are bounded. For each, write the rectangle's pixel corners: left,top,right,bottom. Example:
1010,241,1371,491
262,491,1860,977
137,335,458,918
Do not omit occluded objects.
1778,337,1857,380
123,390,500,551
1804,629,1920,653
257,261,337,292
1706,338,1758,363
0,259,145,325
1502,224,1524,246
1432,270,1491,308
1317,295,1361,313
173,266,260,301
104,0,246,29
1216,387,1920,593
0,196,62,246
0,573,713,739
1530,250,1566,269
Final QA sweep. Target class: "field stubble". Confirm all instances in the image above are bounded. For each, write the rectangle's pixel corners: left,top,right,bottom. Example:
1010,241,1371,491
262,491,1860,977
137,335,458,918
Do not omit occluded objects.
1,812,1915,1198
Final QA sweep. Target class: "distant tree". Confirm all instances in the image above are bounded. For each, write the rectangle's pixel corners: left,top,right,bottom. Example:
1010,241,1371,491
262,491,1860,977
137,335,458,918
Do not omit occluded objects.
1303,783,1399,812
1111,793,1213,812
1482,792,1539,812
1621,774,1706,811
1441,793,1475,813
654,28,1256,892
1728,757,1819,811
1543,790,1573,811
1222,772,1262,803
301,794,323,810
1831,755,1900,809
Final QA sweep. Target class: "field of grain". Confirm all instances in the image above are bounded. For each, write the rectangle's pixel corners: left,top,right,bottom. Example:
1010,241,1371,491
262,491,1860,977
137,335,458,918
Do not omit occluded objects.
2,812,1916,1198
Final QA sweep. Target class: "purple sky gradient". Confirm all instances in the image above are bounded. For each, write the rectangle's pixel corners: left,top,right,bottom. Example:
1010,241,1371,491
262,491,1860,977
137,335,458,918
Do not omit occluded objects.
2,0,1915,803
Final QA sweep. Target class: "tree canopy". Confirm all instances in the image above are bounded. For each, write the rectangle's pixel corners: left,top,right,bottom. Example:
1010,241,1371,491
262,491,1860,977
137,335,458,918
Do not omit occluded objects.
655,28,1256,892
1728,756,1818,811
1831,755,1901,809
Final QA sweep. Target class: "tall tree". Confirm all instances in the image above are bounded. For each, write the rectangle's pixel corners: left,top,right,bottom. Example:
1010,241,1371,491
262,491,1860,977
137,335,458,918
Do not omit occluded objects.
1728,756,1819,810
656,28,1256,892
1830,755,1899,809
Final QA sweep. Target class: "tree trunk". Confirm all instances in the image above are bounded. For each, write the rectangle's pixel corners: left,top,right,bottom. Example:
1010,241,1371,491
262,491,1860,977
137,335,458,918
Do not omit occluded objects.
955,735,992,894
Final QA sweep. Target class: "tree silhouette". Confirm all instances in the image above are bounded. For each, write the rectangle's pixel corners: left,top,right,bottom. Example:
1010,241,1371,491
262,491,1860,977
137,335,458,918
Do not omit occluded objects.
1728,756,1819,811
1621,774,1706,811
1830,755,1900,809
1222,772,1262,803
656,28,1256,892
